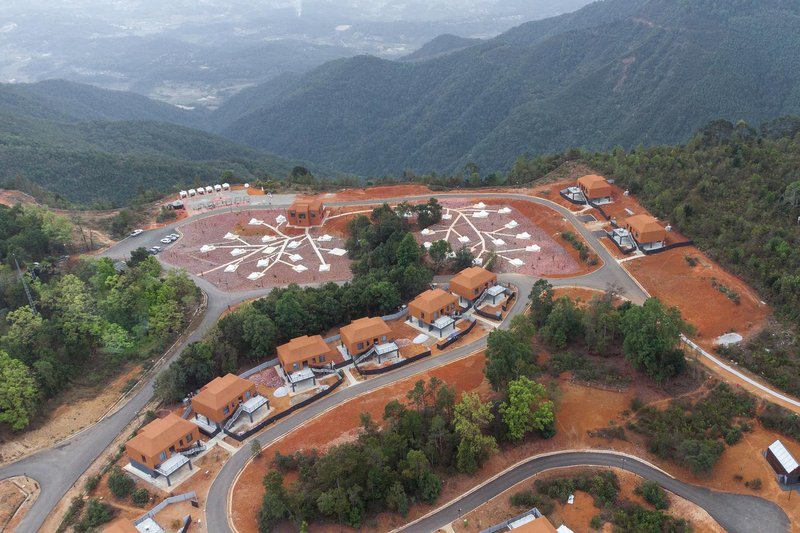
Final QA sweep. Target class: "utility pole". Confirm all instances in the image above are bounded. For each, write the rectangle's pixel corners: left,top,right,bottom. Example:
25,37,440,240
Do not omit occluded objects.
13,254,37,314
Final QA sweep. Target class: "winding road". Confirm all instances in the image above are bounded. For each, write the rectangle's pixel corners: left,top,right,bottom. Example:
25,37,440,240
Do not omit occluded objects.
0,192,791,533
397,451,789,533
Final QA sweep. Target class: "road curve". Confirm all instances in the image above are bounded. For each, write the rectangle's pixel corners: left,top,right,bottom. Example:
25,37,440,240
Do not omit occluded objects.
396,451,790,533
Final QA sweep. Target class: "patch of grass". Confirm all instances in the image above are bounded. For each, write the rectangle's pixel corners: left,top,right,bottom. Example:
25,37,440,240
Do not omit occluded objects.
635,480,669,510
547,352,630,388
684,255,699,267
745,478,762,491
758,402,800,441
561,231,598,265
536,471,619,508
588,425,626,441
710,278,741,304
509,490,554,515
631,383,755,473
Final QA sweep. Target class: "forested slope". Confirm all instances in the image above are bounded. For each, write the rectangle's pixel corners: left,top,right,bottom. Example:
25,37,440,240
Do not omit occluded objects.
220,0,800,176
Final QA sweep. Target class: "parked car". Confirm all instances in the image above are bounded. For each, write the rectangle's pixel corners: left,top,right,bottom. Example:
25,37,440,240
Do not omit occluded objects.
130,229,144,237
147,247,158,255
160,237,172,244
151,246,162,253
168,233,180,241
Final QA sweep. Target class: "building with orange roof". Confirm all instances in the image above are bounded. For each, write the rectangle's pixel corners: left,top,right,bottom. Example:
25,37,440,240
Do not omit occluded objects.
287,196,325,227
191,374,262,430
408,288,459,334
340,317,393,357
277,335,332,373
125,413,199,484
449,266,498,304
577,174,612,203
624,214,666,250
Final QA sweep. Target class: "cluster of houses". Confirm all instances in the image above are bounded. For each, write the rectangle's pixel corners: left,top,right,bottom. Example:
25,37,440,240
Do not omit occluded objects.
122,266,502,489
125,373,269,487
561,174,669,253
179,183,230,198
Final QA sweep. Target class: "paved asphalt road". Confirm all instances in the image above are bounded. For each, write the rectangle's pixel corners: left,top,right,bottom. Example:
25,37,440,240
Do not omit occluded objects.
397,451,790,533
0,191,780,532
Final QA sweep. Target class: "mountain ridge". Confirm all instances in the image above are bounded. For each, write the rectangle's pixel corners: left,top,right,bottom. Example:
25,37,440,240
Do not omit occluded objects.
215,0,800,175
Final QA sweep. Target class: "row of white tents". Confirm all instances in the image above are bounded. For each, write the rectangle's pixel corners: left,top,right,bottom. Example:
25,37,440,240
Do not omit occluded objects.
179,183,231,198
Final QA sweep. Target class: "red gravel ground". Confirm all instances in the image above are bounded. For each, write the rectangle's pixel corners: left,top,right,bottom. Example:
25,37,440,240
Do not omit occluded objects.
161,209,353,292
415,199,581,277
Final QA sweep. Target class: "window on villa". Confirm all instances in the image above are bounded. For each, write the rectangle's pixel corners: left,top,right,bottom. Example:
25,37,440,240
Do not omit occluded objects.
141,455,146,462
421,312,425,319
381,335,387,342
160,451,167,461
187,433,193,442
357,342,364,350
293,362,299,370
310,212,316,218
320,355,326,362
299,213,306,219
289,211,296,216
224,406,230,415
245,391,251,399
179,439,184,447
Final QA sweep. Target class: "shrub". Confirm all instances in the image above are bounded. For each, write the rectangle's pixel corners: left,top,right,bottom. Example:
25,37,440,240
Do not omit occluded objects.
590,515,603,529
631,396,644,412
510,489,538,507
745,478,762,491
84,474,101,492
107,466,135,499
132,488,150,507
75,498,113,531
635,480,669,510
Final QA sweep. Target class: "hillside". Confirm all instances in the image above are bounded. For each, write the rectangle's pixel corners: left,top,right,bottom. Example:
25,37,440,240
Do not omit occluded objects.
0,84,315,205
218,0,800,176
400,34,483,63
0,80,207,127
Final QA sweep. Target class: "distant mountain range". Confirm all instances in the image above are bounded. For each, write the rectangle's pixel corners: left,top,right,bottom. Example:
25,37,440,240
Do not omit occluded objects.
212,0,800,175
4,0,800,202
0,80,312,205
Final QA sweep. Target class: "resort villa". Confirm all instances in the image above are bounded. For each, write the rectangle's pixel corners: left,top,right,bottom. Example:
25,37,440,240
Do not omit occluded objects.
287,196,325,227
624,214,667,251
340,316,398,363
125,414,200,486
449,266,498,305
408,288,459,336
577,174,613,204
191,374,267,431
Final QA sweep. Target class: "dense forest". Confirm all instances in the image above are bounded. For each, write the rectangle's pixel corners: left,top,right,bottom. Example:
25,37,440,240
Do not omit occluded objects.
154,203,439,402
0,205,200,430
218,0,800,176
257,375,553,531
0,81,321,206
504,117,800,396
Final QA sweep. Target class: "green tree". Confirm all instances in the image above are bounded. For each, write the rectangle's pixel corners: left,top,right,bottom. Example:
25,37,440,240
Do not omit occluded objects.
107,466,135,498
452,246,475,271
636,480,669,510
386,481,409,516
582,293,621,354
484,328,537,392
258,471,289,532
0,351,39,430
540,297,583,349
529,279,555,327
620,298,687,383
396,233,421,267
453,392,497,473
428,240,451,271
499,376,556,441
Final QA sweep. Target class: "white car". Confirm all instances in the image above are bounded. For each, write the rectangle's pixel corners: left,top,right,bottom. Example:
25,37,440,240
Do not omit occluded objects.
169,233,180,241
160,237,172,244
130,229,144,237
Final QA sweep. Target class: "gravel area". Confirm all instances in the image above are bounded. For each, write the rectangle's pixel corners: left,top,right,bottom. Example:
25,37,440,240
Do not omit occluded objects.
416,200,580,277
161,209,353,292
